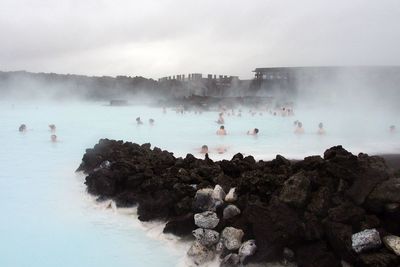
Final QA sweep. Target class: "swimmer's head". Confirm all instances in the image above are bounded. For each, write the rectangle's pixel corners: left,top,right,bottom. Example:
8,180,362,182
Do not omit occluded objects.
298,122,303,128
319,122,323,129
201,145,209,153
390,125,396,131
220,125,225,130
149,118,154,124
136,117,141,121
254,128,259,134
51,134,57,142
19,124,26,132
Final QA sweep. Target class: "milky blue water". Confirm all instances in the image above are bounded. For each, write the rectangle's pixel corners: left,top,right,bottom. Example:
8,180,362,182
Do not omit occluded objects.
0,101,398,267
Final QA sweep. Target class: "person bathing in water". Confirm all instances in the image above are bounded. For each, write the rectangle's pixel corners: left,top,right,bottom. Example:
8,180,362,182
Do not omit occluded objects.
49,124,56,132
200,145,209,154
317,122,326,135
247,128,259,135
216,125,227,135
295,122,304,134
19,124,27,132
51,134,57,142
136,117,143,125
217,112,225,124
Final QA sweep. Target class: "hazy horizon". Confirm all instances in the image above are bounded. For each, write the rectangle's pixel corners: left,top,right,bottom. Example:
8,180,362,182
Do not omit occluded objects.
1,0,400,79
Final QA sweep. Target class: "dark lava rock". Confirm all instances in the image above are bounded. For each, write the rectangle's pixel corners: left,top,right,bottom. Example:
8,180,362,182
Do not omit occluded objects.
77,140,400,267
279,172,311,208
163,213,196,237
295,241,341,267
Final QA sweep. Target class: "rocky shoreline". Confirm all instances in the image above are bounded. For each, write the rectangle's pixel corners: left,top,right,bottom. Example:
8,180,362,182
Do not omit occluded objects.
77,139,400,267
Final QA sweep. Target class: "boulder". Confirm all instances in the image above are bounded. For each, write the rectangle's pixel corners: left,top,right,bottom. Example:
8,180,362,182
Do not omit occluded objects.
279,172,311,208
187,240,215,265
238,239,257,262
367,178,400,211
346,155,389,205
220,253,240,267
212,185,226,202
194,211,220,229
223,205,241,220
382,235,400,256
193,188,223,212
225,187,238,203
352,229,381,253
221,227,244,250
192,228,220,246
163,213,196,237
328,202,365,227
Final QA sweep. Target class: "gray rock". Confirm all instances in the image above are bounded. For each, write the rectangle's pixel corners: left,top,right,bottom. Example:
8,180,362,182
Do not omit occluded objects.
239,239,257,262
220,253,240,267
187,240,215,265
283,247,295,262
225,187,238,203
279,172,311,208
223,205,241,220
192,228,220,246
383,235,400,256
194,211,220,229
193,188,215,211
221,227,244,250
212,185,226,202
352,228,382,253
193,186,225,212
215,241,225,253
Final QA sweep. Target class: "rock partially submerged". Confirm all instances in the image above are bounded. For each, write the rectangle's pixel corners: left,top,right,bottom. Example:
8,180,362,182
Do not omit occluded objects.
78,140,400,266
187,240,215,265
239,239,257,262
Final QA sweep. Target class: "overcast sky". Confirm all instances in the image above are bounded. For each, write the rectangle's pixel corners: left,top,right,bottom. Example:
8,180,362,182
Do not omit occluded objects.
1,0,399,79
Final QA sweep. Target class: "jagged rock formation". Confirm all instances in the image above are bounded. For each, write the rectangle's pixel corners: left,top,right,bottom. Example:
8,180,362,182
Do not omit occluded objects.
77,139,400,266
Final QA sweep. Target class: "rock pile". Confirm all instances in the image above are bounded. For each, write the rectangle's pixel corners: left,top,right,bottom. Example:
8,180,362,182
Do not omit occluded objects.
77,139,400,266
